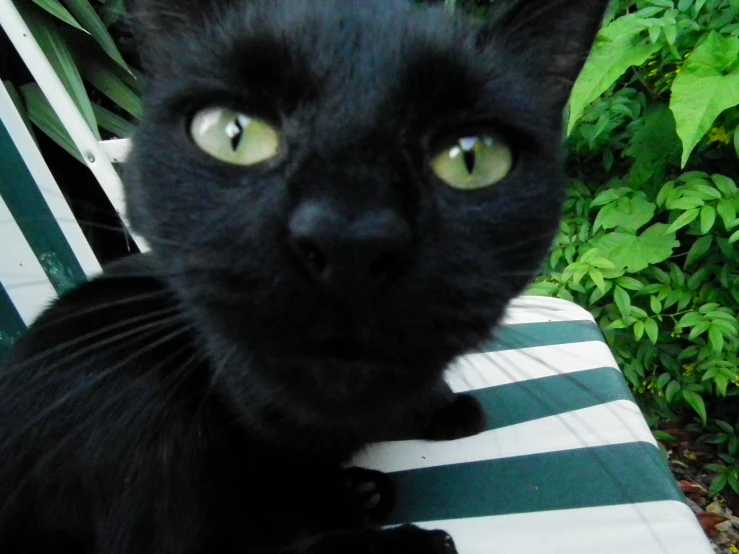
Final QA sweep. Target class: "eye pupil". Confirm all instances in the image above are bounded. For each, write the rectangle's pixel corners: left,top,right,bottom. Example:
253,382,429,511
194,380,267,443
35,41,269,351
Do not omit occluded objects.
225,119,243,151
462,149,476,174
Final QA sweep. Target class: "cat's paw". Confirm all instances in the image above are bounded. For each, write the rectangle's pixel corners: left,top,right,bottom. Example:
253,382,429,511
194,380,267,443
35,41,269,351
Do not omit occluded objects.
422,393,486,441
341,467,395,523
381,525,457,554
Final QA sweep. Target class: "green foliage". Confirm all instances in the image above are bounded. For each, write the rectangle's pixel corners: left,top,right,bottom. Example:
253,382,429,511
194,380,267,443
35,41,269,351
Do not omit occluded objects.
568,0,739,165
11,0,140,161
530,0,739,483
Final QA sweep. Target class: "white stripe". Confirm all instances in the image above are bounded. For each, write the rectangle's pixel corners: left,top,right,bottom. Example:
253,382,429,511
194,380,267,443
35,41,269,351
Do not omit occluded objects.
413,501,712,554
0,82,101,278
502,295,597,325
445,340,619,391
100,138,132,164
0,196,56,324
352,401,655,473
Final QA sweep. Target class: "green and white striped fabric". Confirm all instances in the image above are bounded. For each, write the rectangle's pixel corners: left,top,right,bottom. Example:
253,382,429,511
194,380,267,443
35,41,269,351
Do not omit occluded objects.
0,80,711,554
352,296,713,554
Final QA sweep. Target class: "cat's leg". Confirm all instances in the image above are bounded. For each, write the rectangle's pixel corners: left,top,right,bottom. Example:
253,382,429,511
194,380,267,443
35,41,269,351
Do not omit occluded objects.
284,524,457,554
417,382,487,441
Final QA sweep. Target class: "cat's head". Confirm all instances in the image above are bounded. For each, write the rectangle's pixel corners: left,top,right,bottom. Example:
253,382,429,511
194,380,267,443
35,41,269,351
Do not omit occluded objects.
123,0,608,394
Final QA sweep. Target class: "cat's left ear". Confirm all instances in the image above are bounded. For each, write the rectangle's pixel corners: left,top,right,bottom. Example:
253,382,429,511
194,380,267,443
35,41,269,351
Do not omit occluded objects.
479,0,610,112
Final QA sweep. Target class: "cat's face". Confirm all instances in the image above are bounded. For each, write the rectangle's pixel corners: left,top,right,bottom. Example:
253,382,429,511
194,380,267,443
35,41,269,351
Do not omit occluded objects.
125,0,606,390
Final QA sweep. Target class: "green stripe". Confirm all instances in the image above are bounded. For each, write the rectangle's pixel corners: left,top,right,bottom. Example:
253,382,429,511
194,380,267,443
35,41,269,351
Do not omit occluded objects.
387,442,684,523
0,283,26,366
0,120,87,294
484,320,605,352
473,367,632,432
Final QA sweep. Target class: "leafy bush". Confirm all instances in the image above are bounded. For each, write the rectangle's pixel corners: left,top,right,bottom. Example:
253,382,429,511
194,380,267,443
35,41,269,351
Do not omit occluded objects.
528,0,739,493
5,0,140,163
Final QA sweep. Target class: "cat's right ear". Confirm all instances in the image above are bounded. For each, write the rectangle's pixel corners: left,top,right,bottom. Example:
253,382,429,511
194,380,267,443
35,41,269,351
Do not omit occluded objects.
479,0,610,114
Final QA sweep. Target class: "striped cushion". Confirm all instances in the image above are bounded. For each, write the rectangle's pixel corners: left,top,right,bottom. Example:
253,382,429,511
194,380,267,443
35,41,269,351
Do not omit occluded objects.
352,296,713,554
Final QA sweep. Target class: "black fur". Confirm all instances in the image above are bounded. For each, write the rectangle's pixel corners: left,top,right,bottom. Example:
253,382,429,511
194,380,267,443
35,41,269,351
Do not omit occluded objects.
0,1,609,552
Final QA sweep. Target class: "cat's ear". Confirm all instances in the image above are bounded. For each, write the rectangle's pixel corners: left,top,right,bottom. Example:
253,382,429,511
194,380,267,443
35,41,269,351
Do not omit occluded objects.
480,0,610,112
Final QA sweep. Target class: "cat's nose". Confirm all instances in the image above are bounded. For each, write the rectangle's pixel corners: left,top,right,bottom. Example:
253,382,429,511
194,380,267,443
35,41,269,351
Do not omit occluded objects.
289,201,412,291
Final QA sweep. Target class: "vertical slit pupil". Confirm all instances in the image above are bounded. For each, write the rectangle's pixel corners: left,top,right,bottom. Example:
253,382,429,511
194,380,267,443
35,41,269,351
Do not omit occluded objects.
229,118,244,151
462,150,476,174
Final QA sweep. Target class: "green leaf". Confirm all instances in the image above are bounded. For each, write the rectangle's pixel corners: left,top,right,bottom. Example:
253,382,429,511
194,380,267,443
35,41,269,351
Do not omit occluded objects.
31,0,86,32
734,125,739,157
526,281,559,297
656,181,676,208
656,372,672,389
590,224,679,273
666,208,700,233
728,472,739,495
729,229,739,244
645,319,659,344
614,286,632,319
91,103,135,137
616,276,644,291
716,375,729,397
650,296,662,314
606,318,627,330
666,380,681,403
712,174,737,196
678,312,704,328
709,325,725,354
589,268,606,293
700,205,716,234
82,62,142,119
653,430,676,442
683,389,708,425
710,473,728,494
684,182,722,200
686,235,713,266
19,83,84,163
624,105,681,182
61,0,130,71
717,199,737,231
670,32,739,167
687,267,711,290
667,197,705,210
567,15,661,134
594,193,655,232
590,187,632,207
689,320,711,340
634,320,645,341
18,4,99,139
715,420,735,433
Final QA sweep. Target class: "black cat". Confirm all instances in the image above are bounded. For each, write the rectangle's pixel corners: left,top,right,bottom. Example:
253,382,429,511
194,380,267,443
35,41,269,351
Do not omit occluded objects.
0,0,608,552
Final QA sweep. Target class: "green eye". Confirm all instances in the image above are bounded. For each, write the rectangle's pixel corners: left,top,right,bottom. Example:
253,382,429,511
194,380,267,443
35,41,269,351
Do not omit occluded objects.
430,135,513,190
190,107,280,166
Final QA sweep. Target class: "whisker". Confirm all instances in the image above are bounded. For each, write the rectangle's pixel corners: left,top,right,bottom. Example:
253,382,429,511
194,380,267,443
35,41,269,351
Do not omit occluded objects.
1,323,197,507
1,216,185,251
1,318,193,447
1,306,185,379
